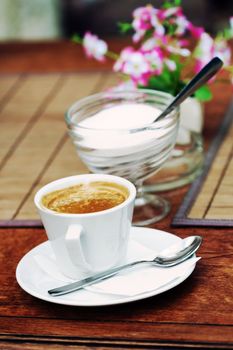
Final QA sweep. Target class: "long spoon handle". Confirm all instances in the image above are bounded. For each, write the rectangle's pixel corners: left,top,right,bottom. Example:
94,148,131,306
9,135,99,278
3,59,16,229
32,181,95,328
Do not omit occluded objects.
48,260,146,297
156,57,223,121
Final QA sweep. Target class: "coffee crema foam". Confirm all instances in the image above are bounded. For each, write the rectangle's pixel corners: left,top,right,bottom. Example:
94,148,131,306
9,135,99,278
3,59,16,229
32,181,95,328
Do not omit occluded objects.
42,181,129,214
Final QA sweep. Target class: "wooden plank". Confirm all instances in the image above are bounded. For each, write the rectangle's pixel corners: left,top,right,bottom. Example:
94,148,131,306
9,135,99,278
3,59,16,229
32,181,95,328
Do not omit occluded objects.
1,320,233,349
16,138,88,220
14,73,104,221
0,74,61,167
15,73,116,221
188,123,233,219
205,207,233,219
206,154,233,217
100,73,121,89
0,74,20,103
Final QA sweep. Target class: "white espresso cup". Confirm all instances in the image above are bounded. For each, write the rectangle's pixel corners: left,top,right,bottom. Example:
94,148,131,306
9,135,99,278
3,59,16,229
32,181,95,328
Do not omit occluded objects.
34,174,136,279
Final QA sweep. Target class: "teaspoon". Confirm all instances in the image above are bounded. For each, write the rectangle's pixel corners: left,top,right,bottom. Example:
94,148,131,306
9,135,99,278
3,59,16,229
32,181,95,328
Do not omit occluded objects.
48,235,202,297
155,56,223,122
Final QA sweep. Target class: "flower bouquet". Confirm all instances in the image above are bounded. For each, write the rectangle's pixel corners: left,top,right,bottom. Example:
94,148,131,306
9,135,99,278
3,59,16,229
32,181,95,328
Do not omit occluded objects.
72,0,233,190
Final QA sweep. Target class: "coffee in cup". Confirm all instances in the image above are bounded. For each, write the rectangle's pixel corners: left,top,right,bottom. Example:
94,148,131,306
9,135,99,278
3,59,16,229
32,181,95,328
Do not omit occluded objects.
41,181,129,214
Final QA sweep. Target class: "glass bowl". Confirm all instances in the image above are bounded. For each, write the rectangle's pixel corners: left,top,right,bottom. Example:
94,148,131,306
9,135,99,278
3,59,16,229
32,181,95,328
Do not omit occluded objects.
65,89,179,226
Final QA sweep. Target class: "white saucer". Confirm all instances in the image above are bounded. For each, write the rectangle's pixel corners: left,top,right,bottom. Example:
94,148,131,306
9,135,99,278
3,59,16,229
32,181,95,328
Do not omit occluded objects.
16,227,197,307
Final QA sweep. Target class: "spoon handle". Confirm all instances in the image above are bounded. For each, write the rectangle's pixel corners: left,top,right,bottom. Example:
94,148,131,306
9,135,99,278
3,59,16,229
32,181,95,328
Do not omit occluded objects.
48,259,147,297
156,57,223,121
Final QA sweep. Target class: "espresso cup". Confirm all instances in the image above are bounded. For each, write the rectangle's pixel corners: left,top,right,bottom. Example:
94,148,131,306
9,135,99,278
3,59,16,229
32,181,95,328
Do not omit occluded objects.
34,174,136,279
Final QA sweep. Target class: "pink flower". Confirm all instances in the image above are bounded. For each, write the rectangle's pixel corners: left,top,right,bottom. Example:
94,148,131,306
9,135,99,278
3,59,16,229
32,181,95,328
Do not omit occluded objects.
174,15,189,35
142,37,160,51
83,32,107,62
113,47,134,71
122,52,150,84
159,6,189,36
160,6,183,19
142,48,163,75
167,42,190,57
164,59,176,71
194,33,215,72
178,39,190,47
150,13,165,37
132,5,164,42
114,48,153,85
195,32,231,73
141,35,167,51
75,4,233,93
188,23,204,39
133,6,156,31
160,6,204,39
214,39,231,66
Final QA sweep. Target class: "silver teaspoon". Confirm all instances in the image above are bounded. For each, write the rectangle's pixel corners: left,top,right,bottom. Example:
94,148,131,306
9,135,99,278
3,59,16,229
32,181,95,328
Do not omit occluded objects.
48,235,202,297
155,56,223,122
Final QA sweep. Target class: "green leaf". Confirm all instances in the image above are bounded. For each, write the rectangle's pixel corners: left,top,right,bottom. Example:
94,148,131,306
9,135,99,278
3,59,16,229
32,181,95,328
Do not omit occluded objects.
71,34,83,44
163,0,182,9
147,74,175,95
117,22,132,34
143,63,184,96
194,85,212,101
223,28,233,40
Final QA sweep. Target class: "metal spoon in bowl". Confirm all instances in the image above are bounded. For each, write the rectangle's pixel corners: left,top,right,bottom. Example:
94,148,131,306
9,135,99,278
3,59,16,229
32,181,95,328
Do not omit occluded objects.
48,235,202,297
155,56,223,122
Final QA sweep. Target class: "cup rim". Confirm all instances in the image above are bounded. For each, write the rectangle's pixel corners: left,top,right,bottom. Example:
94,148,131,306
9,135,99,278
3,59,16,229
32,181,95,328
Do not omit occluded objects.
65,89,179,132
34,174,136,217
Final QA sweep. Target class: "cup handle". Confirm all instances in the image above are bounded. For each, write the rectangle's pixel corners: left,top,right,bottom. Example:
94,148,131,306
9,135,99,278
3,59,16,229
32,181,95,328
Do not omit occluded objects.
65,224,91,270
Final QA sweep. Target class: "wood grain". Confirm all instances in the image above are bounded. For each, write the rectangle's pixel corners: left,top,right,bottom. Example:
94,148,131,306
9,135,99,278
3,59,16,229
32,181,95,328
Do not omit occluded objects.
189,122,233,220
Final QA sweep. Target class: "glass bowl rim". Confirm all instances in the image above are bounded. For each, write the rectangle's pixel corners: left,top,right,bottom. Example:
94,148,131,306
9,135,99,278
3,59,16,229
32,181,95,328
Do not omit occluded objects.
65,88,179,133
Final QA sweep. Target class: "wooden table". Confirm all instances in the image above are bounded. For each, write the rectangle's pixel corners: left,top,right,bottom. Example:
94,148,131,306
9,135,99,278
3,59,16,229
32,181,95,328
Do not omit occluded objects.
0,41,233,350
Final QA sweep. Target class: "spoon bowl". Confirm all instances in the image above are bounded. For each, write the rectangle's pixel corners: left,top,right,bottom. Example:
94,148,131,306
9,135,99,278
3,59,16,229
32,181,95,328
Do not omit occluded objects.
153,235,202,266
48,235,202,297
